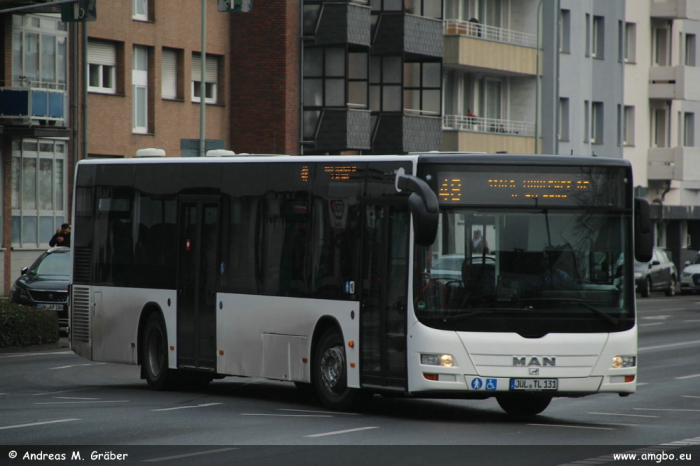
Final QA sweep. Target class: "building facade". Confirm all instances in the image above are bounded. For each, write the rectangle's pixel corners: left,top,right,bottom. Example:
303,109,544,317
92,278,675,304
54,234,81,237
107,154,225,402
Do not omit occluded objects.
624,0,700,268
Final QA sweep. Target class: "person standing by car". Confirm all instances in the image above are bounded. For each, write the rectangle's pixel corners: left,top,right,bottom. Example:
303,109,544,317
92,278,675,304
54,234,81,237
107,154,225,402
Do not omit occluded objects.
49,224,71,247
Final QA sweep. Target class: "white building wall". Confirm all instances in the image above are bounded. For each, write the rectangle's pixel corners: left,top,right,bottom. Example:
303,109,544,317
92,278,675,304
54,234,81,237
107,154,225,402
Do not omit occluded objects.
623,0,651,188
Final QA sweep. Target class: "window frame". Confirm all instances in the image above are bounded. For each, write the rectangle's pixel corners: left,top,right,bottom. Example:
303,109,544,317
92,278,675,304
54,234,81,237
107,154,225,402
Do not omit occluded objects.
11,138,68,248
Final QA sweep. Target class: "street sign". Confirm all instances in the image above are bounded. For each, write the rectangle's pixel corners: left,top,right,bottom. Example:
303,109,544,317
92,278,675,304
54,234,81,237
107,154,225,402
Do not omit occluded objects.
217,0,252,13
60,0,96,22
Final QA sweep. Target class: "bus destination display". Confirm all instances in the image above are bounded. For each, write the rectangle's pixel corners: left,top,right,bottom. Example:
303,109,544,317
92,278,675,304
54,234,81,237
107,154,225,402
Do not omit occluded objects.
436,170,621,207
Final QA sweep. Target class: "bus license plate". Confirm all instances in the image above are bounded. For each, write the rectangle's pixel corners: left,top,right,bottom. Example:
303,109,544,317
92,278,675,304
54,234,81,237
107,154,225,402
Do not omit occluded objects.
510,378,558,391
37,304,63,311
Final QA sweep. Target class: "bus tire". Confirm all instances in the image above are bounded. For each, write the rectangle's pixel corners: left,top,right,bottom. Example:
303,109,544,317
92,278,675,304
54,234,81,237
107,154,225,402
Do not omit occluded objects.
496,394,552,416
313,327,369,411
143,313,175,391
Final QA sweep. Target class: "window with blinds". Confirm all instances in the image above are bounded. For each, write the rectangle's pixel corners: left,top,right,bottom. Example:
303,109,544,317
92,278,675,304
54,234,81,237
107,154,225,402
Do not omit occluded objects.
191,53,219,103
162,48,178,100
88,41,116,94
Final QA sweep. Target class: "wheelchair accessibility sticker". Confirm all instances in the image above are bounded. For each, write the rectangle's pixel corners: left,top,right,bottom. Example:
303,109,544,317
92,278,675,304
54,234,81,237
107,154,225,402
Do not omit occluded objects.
471,378,498,390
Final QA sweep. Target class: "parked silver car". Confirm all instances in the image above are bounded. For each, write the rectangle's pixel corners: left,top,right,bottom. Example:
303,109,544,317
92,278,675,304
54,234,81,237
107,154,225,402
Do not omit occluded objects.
635,248,677,297
680,252,700,294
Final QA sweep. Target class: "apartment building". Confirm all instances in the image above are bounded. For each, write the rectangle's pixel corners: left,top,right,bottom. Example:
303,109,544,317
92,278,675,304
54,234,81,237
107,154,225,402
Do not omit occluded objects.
442,0,540,154
0,0,444,294
624,0,700,267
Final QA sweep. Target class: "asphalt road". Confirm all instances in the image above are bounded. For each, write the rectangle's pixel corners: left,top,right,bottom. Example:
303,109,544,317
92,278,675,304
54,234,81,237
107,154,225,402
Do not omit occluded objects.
0,293,698,466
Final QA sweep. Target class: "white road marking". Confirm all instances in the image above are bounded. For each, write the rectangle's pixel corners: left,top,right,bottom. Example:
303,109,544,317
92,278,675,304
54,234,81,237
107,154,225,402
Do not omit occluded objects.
636,383,649,386
640,323,664,327
50,363,106,370
278,408,359,415
0,351,73,358
675,374,700,380
0,419,79,430
587,412,659,418
151,402,222,412
241,414,331,418
306,426,379,437
684,320,700,323
528,423,616,431
634,408,700,412
143,448,238,462
638,339,700,351
33,388,93,396
35,400,129,405
641,315,671,320
682,395,700,399
54,397,100,400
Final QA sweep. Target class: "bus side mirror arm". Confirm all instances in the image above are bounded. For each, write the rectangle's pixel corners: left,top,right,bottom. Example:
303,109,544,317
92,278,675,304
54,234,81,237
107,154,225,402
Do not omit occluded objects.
634,197,653,263
396,174,439,247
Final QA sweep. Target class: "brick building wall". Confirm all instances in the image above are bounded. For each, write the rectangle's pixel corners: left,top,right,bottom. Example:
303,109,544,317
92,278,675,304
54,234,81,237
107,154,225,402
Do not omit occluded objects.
230,0,301,155
82,0,231,159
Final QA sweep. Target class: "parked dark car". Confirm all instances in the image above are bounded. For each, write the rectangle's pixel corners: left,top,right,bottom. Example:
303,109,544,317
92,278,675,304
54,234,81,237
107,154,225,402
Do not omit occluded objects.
635,247,677,297
9,247,70,330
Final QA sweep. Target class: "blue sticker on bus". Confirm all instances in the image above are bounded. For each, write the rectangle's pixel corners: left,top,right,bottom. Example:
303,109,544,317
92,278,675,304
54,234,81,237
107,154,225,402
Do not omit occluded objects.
485,379,497,390
471,378,483,390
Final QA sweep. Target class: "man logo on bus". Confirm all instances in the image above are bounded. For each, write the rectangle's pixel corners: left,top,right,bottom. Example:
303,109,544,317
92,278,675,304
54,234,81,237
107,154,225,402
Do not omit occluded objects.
513,356,556,367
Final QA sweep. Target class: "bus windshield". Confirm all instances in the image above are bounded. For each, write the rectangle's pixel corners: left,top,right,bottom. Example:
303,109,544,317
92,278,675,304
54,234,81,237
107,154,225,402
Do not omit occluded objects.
414,201,634,334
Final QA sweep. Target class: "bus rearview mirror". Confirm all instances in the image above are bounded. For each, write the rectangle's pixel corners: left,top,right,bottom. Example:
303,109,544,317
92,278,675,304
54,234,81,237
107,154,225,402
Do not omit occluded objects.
396,174,439,247
634,197,653,263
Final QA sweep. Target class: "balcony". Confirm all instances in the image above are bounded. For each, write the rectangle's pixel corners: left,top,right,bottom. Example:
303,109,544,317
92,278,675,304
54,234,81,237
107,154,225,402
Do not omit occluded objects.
649,66,700,101
0,83,67,126
650,0,700,20
442,115,537,153
648,146,700,181
314,108,372,152
444,20,537,48
372,113,442,154
443,22,538,76
314,3,371,47
372,13,443,58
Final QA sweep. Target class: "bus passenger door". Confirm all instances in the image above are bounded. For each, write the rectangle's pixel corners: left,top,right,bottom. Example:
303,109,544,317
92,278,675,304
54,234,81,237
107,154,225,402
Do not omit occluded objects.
359,202,410,391
177,198,219,372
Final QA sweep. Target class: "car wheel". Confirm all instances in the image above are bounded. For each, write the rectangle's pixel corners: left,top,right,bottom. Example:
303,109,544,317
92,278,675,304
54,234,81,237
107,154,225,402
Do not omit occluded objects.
665,276,676,297
640,277,651,298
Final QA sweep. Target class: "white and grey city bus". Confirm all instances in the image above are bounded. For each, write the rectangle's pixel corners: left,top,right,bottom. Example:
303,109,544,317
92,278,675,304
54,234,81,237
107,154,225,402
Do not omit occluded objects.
70,152,652,415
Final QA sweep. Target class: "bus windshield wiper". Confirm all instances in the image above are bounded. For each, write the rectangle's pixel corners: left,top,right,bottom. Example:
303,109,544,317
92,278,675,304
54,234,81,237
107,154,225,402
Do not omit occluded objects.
522,298,619,325
440,308,518,323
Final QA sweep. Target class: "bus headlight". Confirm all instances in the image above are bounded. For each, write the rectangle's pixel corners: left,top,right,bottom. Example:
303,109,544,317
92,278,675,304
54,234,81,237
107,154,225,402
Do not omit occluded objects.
421,354,454,367
612,355,636,369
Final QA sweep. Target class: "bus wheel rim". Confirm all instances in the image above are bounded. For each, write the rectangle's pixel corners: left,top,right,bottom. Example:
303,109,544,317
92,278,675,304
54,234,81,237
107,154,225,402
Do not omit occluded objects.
320,346,344,391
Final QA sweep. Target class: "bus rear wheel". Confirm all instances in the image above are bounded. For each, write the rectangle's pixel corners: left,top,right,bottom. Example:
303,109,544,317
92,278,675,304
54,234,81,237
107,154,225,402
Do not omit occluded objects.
496,394,552,416
143,313,175,390
313,328,369,411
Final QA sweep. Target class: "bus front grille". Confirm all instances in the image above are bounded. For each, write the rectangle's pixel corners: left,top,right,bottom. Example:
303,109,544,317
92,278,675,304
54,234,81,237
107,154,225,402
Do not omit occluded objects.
71,286,90,342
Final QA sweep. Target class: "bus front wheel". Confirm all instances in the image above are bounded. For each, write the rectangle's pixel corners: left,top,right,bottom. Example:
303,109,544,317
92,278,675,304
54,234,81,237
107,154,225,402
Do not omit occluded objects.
143,313,175,391
496,394,552,416
313,328,370,411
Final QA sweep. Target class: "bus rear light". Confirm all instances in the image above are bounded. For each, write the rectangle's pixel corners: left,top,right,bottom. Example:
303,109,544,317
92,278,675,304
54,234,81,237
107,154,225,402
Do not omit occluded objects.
423,373,439,381
625,375,635,383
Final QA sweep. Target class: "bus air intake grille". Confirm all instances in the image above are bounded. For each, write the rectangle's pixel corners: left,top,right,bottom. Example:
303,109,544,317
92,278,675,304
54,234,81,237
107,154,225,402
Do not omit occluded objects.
73,247,91,284
71,286,90,342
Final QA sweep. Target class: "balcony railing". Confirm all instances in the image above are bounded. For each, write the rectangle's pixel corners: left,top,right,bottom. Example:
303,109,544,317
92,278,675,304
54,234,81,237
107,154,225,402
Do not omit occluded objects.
443,114,535,137
443,20,537,49
0,82,67,126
